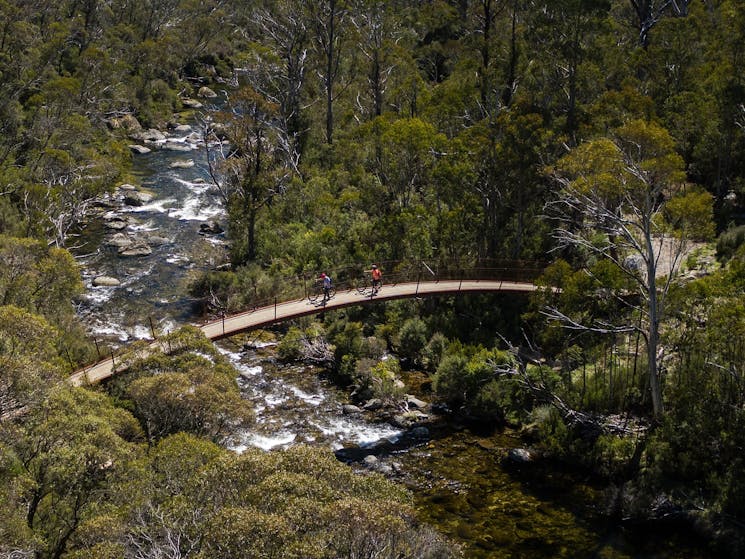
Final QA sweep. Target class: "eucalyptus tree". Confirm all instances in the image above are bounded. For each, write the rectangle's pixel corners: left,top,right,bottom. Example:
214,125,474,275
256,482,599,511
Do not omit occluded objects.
465,0,507,114
547,119,714,417
523,0,610,140
243,0,310,168
465,109,553,259
350,0,406,120
0,387,142,559
206,86,293,263
623,0,691,47
303,0,350,145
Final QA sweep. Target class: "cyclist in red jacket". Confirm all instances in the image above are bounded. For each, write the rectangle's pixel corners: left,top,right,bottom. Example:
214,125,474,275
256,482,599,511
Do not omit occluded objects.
370,264,382,294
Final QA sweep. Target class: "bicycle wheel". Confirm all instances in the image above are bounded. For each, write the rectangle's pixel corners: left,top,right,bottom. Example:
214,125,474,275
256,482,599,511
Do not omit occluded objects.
308,284,321,303
355,277,368,294
328,286,337,299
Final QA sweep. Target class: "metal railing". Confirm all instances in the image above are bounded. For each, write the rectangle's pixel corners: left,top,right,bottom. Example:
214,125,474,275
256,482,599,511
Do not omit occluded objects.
71,258,547,380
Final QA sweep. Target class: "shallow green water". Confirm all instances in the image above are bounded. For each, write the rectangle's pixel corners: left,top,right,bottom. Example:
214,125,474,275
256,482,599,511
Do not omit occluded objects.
393,426,713,558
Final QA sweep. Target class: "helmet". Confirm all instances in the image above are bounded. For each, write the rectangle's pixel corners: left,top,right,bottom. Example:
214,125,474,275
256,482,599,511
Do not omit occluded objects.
320,273,327,278
371,264,377,269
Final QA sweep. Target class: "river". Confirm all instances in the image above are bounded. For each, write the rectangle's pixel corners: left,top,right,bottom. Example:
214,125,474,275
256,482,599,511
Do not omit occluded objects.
73,123,713,558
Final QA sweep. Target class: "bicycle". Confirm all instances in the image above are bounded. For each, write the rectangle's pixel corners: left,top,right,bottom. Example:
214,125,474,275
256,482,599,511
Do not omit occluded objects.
308,280,336,304
355,275,370,294
355,273,383,295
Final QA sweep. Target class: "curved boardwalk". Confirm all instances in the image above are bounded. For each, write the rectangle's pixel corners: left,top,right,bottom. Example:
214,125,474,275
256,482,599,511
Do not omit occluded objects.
70,279,539,385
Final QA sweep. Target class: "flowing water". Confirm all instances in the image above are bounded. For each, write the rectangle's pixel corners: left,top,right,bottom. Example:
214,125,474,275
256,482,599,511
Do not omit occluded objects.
73,127,713,559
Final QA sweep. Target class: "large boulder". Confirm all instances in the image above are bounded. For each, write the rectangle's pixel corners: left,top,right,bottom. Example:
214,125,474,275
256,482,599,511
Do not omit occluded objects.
128,144,151,154
170,159,195,169
505,448,534,465
104,218,129,230
181,98,203,109
198,86,218,98
123,191,154,206
172,124,193,133
406,395,429,410
146,234,171,246
105,233,134,248
92,276,121,287
130,128,167,142
109,114,142,132
164,141,193,152
118,243,152,257
200,221,224,235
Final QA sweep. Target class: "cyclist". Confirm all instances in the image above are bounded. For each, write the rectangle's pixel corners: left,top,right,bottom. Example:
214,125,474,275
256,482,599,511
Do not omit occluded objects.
370,264,382,294
320,272,333,302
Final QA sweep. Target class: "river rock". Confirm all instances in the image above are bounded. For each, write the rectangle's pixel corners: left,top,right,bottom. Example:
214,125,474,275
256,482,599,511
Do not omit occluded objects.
104,217,129,230
118,183,138,191
411,426,430,439
128,144,151,154
505,448,534,465
170,159,195,169
342,404,362,415
131,128,167,142
393,410,428,428
118,243,152,257
406,395,429,410
123,191,154,206
164,141,193,152
181,98,203,109
362,455,378,467
109,114,142,132
146,235,171,246
92,276,121,287
92,196,119,210
105,233,134,248
198,86,218,98
200,221,224,235
173,124,193,133
363,398,383,411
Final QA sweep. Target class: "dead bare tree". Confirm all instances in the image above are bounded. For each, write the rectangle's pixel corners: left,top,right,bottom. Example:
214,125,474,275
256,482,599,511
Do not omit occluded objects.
545,120,714,417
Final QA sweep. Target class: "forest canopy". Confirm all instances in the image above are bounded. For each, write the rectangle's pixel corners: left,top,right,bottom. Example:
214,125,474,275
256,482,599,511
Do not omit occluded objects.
2,0,745,557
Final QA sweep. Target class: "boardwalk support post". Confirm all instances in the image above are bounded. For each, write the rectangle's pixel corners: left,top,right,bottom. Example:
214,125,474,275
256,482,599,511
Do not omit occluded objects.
149,316,157,339
459,270,463,291
93,337,101,359
274,297,277,320
222,312,225,335
111,350,116,369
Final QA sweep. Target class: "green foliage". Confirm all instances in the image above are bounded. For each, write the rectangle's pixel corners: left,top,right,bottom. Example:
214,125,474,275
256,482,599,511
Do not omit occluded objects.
397,317,429,364
433,347,518,421
0,236,82,320
120,438,457,559
716,225,745,262
0,387,143,559
115,327,254,445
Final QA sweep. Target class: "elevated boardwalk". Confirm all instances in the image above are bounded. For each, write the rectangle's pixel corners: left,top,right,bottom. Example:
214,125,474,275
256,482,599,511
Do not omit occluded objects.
69,278,540,385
